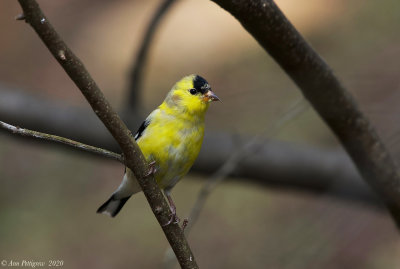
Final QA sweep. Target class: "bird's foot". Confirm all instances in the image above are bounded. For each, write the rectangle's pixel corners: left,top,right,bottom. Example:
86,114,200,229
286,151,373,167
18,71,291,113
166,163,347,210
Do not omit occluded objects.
162,204,180,226
182,218,189,231
145,161,157,177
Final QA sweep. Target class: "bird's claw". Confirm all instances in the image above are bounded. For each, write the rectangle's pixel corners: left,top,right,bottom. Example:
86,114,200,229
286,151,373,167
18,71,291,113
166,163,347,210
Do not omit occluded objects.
162,205,180,226
174,215,181,224
145,161,157,177
162,215,177,227
182,218,189,230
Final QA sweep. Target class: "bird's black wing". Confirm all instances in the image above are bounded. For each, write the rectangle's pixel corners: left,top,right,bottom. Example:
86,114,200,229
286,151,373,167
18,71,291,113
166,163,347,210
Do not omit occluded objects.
134,119,150,141
124,118,150,173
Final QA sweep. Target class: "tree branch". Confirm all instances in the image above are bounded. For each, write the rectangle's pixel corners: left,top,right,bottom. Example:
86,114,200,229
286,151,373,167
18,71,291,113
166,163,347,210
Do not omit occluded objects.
211,0,400,227
163,98,309,269
126,0,177,113
17,1,198,268
188,98,308,234
0,86,380,207
0,84,118,150
0,120,123,163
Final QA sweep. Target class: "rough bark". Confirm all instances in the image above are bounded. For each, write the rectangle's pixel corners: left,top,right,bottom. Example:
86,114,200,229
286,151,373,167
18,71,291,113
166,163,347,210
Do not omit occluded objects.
211,0,400,226
17,1,198,267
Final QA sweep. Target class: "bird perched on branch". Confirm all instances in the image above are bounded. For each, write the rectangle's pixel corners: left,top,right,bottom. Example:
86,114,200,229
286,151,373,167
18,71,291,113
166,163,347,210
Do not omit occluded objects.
97,74,219,224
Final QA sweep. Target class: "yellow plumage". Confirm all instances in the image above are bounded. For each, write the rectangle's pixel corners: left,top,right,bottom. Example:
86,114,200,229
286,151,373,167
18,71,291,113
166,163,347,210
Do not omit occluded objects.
97,74,219,218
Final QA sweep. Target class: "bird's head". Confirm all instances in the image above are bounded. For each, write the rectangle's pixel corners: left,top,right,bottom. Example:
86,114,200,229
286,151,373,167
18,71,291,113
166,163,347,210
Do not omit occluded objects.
163,74,220,116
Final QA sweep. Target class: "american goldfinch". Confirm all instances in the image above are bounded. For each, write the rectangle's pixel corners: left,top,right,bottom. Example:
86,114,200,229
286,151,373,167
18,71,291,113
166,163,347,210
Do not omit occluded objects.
97,74,219,222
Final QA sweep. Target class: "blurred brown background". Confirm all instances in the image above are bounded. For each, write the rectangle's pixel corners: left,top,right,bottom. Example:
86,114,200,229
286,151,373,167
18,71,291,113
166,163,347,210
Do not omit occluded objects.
0,0,399,268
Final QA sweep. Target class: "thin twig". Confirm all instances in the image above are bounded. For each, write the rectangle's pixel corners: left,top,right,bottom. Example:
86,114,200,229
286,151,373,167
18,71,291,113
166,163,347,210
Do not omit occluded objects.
0,86,379,207
212,0,400,228
17,1,198,268
0,120,123,163
163,98,309,269
126,0,177,111
188,99,308,233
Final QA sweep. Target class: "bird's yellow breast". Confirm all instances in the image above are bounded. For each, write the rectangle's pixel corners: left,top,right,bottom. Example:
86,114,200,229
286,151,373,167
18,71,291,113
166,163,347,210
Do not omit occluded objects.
137,107,205,189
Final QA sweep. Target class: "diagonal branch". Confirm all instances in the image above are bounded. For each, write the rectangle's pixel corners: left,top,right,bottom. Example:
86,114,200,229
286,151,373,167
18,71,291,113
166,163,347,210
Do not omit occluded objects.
0,120,123,163
126,0,177,112
17,1,198,268
187,98,308,235
162,98,309,269
211,0,400,227
0,86,380,207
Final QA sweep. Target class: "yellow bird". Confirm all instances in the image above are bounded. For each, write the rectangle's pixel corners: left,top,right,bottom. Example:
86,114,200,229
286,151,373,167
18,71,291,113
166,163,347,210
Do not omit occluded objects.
97,74,219,222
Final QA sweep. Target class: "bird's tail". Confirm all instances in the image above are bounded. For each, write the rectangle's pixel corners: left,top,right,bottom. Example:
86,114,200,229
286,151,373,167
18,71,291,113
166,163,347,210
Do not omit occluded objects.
97,194,131,217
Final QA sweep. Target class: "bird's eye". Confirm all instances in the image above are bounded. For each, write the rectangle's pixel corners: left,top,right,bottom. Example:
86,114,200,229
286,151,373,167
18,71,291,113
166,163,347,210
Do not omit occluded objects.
189,88,197,95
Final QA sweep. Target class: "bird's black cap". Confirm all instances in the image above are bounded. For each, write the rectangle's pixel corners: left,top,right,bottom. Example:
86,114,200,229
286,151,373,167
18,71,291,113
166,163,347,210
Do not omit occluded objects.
193,75,211,94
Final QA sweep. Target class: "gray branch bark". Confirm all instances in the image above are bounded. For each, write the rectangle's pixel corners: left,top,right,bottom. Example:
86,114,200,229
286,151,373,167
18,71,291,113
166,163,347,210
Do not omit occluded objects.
0,120,122,162
126,0,177,113
0,86,380,208
211,0,400,226
17,1,198,268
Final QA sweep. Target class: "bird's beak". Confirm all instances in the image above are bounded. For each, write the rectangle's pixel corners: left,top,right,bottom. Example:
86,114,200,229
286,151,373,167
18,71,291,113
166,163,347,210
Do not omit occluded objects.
204,90,220,102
